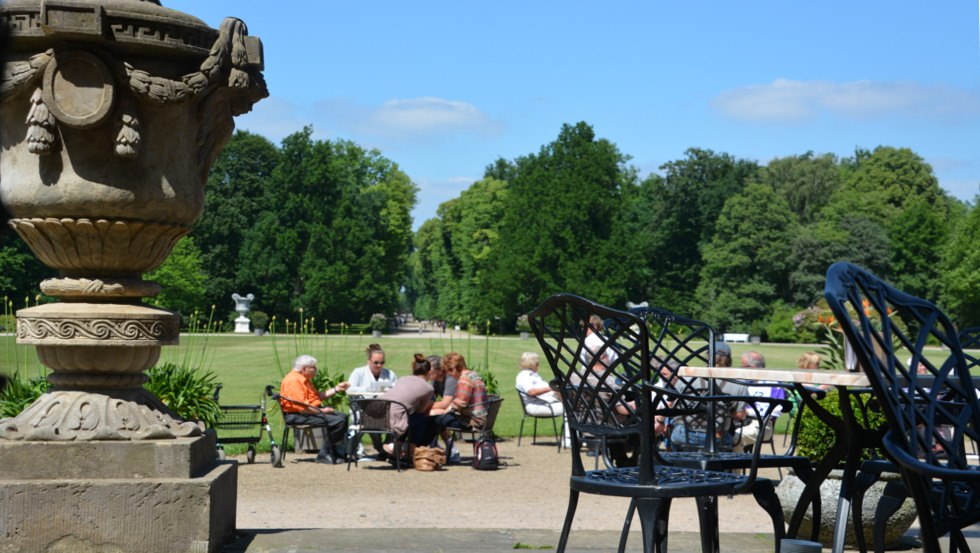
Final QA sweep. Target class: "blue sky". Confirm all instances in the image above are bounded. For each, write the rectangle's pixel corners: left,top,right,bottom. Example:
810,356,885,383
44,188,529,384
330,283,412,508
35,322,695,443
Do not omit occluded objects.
168,1,980,228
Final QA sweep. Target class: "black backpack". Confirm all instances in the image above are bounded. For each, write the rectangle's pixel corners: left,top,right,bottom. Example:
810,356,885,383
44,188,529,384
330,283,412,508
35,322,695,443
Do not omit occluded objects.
472,436,499,470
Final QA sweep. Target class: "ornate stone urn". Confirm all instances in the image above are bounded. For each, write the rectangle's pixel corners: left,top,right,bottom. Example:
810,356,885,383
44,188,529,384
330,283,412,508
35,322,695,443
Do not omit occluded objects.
0,1,266,551
232,292,254,334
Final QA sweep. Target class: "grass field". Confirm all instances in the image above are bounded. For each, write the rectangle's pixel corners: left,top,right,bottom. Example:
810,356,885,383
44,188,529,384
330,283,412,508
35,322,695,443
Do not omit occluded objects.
1,331,971,453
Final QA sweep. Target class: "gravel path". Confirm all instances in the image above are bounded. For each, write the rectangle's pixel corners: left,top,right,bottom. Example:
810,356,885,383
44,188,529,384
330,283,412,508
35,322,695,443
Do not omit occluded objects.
234,439,778,533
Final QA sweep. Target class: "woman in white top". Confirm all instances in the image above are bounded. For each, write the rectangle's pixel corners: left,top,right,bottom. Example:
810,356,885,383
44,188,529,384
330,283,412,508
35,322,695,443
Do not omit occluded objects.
348,343,398,393
515,352,564,417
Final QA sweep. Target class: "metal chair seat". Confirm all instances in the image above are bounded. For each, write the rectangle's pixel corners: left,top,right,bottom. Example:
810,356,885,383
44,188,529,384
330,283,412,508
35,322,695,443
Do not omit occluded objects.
573,465,754,497
660,450,813,475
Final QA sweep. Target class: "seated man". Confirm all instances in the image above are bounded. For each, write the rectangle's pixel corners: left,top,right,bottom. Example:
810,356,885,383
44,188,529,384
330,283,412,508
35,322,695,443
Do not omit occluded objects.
733,351,784,449
670,343,748,452
279,354,350,464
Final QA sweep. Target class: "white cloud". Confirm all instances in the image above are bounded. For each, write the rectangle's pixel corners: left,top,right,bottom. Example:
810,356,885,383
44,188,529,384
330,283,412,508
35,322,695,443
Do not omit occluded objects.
712,79,980,123
315,96,501,139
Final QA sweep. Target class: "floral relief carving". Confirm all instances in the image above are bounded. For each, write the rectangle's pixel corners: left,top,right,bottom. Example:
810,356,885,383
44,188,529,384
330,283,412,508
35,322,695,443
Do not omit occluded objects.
0,391,201,441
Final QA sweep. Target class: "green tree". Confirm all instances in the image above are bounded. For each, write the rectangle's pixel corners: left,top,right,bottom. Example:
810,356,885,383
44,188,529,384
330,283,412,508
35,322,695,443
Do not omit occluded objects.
756,152,841,225
416,177,509,324
696,183,798,333
192,130,280,312
489,122,634,322
0,236,49,303
788,216,892,306
146,236,208,318
940,200,980,326
237,128,417,323
826,146,945,226
632,148,759,315
888,197,948,301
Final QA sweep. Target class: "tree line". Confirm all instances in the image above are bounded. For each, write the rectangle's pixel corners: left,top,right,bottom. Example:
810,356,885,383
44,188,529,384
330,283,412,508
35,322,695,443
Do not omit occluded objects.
409,122,979,337
0,121,976,337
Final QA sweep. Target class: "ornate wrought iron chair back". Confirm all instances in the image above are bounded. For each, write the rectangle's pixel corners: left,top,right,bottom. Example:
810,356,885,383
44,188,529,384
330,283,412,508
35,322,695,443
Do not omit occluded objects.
960,326,980,372
824,261,980,553
529,294,789,553
528,294,651,472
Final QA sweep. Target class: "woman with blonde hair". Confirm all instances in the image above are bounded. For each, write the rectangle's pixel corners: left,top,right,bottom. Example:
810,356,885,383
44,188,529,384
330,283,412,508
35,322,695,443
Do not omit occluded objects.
797,352,821,370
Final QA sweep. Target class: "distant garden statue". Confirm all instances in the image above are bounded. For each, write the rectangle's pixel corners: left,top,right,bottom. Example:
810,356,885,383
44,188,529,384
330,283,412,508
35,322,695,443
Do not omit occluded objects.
232,293,255,334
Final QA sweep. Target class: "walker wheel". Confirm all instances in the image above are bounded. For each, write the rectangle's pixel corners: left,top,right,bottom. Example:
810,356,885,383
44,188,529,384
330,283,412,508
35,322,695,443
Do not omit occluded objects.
246,445,256,464
217,448,227,461
271,445,283,468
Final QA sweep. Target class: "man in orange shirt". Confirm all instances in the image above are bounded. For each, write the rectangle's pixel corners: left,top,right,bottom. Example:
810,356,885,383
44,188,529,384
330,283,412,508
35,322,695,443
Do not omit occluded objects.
279,354,351,464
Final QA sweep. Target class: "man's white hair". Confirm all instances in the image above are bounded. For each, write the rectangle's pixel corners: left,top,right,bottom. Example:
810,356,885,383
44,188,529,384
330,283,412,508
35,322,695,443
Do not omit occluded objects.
518,351,540,370
293,354,317,371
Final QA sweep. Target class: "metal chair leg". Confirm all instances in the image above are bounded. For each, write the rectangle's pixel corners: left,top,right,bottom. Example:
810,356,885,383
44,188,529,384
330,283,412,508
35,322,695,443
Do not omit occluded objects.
619,500,636,553
556,489,579,553
751,480,785,553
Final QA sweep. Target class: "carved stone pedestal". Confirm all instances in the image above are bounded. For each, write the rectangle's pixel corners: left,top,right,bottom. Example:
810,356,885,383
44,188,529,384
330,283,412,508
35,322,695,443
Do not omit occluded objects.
0,434,236,553
0,2,267,552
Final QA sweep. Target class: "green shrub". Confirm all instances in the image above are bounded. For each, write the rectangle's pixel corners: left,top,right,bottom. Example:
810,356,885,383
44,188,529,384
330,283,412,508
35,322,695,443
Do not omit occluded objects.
473,364,500,396
0,314,15,332
369,313,388,333
145,362,222,428
251,310,269,331
0,373,50,418
515,314,531,333
795,390,886,464
310,366,347,409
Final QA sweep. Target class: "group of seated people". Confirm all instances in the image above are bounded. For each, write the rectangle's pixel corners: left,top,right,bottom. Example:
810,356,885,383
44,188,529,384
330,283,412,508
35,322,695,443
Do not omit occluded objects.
277,344,488,465
576,315,808,459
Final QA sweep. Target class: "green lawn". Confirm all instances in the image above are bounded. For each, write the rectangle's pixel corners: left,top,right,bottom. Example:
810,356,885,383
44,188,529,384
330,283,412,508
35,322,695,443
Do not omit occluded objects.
2,332,971,452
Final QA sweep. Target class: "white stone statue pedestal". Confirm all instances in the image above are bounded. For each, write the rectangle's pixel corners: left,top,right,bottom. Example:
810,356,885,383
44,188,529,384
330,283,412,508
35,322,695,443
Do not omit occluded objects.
234,315,251,334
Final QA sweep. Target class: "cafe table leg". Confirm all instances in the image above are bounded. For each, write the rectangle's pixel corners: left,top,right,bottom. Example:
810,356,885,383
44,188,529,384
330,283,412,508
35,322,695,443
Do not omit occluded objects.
787,384,850,542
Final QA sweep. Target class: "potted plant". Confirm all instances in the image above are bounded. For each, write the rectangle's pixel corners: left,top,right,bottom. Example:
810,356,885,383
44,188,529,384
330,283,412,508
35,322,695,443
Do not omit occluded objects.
776,391,916,547
369,313,387,338
516,314,531,340
251,310,269,336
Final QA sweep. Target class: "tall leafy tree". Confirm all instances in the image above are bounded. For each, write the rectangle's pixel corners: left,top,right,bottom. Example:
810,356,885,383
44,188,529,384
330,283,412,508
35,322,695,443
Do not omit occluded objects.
787,216,892,306
489,122,632,322
430,177,508,324
755,152,841,225
237,128,417,323
888,197,948,301
826,146,945,226
696,183,797,333
0,234,50,305
632,148,758,315
940,200,980,326
146,236,208,319
193,130,280,313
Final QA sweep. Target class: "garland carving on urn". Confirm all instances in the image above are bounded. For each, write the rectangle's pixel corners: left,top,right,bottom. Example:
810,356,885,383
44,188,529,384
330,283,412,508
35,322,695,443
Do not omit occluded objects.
0,1,266,442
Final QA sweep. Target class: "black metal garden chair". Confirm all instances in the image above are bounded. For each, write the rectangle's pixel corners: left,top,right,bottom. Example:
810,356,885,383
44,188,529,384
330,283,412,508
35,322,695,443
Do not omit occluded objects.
516,388,564,451
529,294,788,553
609,306,822,547
824,261,980,553
960,326,980,372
